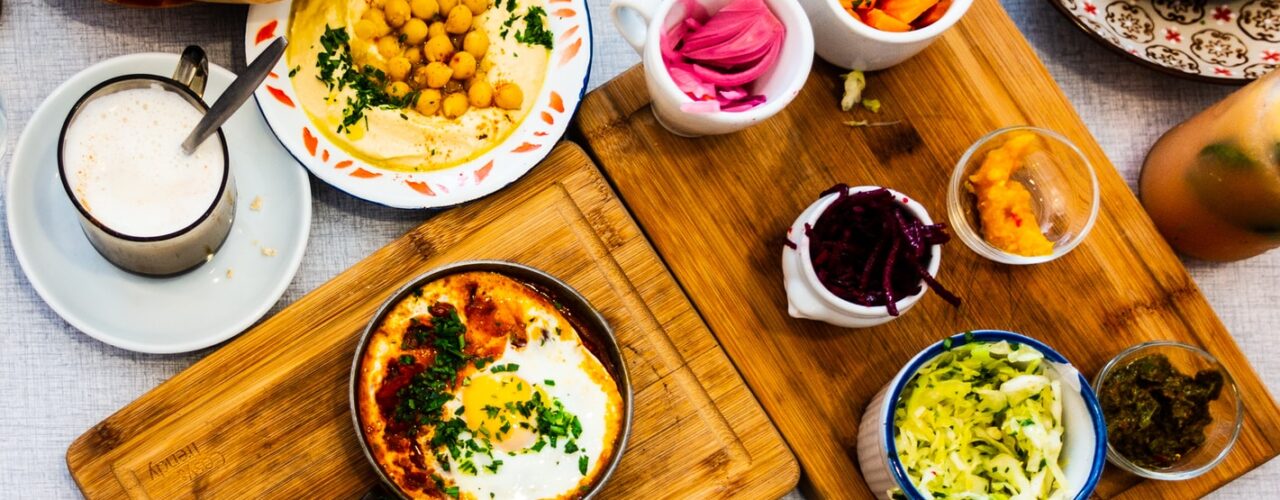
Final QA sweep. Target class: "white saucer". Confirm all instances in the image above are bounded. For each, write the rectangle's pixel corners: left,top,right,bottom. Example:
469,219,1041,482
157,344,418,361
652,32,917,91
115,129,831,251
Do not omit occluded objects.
5,53,312,354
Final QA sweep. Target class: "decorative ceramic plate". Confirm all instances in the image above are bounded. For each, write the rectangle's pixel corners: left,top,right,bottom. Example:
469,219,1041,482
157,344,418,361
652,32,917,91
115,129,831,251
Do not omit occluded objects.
1050,0,1279,83
245,0,593,208
5,53,312,354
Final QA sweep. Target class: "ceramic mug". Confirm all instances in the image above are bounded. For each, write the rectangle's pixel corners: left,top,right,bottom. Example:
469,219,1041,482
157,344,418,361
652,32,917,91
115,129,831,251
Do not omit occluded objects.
797,0,973,70
57,46,236,277
610,0,814,136
781,186,941,328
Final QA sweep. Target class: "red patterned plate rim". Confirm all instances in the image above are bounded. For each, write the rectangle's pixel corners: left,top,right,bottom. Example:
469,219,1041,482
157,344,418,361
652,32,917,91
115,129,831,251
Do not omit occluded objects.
1046,0,1279,85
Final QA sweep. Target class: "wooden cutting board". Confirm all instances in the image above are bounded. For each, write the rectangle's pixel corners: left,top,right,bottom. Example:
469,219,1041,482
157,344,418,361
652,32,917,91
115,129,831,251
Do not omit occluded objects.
65,143,798,499
574,0,1280,498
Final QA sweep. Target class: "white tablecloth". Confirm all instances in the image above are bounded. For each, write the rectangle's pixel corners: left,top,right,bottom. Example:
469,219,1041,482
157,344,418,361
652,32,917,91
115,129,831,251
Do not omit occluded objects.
0,0,1274,497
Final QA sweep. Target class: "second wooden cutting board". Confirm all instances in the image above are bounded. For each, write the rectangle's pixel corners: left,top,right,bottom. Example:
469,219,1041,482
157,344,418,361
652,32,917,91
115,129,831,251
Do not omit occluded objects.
65,144,797,499
574,0,1280,497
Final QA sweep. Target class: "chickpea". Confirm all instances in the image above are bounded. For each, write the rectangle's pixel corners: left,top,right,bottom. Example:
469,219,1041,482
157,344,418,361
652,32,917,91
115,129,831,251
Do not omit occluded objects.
478,56,494,72
442,92,469,118
359,16,392,38
354,19,378,39
411,65,431,87
386,81,412,99
385,0,412,27
411,0,440,19
462,29,489,58
428,21,447,39
463,0,488,15
424,62,453,88
402,18,429,44
404,46,423,65
424,34,454,62
444,5,472,34
415,89,443,115
439,0,459,16
372,0,387,7
468,79,493,108
387,56,412,81
363,8,386,23
493,83,522,110
449,52,476,80
377,36,402,58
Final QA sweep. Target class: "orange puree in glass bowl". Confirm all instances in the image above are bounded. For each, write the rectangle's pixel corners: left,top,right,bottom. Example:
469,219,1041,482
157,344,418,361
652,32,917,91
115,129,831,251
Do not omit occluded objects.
965,132,1054,257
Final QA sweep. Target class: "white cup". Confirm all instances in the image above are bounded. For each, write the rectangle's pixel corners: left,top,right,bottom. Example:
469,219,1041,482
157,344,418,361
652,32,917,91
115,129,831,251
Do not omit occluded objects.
610,0,814,136
797,0,972,71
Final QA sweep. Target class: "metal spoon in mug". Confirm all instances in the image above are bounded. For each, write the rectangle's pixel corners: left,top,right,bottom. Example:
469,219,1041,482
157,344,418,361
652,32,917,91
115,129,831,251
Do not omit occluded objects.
181,37,287,155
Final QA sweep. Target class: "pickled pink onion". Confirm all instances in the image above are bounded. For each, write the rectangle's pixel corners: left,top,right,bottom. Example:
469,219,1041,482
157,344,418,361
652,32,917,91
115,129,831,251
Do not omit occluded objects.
661,0,784,113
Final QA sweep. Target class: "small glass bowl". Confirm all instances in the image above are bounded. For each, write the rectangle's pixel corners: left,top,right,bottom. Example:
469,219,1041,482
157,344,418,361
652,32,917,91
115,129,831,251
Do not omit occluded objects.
947,126,1100,265
1093,341,1244,480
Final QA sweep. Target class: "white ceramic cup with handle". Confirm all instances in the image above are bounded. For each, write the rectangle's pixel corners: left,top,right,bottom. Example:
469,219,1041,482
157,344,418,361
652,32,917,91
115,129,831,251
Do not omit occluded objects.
610,0,814,136
797,0,973,71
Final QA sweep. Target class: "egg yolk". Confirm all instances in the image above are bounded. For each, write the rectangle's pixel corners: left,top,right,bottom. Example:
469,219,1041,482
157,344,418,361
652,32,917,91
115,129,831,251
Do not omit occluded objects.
461,373,539,452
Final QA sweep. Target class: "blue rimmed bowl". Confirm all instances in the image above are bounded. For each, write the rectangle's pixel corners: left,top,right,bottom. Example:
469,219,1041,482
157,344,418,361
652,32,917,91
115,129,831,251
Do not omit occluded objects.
855,330,1107,499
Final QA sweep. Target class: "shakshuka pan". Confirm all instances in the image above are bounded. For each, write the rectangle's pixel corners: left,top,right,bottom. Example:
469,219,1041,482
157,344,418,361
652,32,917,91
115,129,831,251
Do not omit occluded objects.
354,268,627,499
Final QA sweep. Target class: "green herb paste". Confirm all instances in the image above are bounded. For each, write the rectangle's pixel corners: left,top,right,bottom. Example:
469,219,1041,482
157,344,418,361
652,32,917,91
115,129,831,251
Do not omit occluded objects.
1098,354,1224,468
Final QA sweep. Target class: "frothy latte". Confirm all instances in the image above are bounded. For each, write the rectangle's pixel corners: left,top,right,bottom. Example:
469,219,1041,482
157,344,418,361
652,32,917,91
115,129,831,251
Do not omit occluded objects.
62,85,224,238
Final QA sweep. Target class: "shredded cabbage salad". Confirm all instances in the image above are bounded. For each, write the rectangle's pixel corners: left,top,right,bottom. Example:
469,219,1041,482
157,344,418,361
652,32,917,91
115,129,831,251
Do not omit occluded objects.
891,339,1067,500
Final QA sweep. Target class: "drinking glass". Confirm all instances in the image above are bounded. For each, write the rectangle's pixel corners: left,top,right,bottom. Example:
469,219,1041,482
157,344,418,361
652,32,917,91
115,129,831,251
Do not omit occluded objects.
1140,70,1280,261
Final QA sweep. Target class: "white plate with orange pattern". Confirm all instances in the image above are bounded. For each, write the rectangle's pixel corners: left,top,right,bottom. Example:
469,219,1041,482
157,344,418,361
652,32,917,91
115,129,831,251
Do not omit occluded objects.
245,0,592,208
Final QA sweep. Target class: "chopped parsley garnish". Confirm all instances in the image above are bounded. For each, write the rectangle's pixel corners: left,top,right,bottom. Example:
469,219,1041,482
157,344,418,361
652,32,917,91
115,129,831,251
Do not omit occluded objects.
399,354,415,365
314,25,418,134
288,65,300,77
514,6,554,49
485,459,504,473
444,486,460,498
394,308,470,430
500,15,517,38
578,455,589,475
490,363,520,373
544,379,555,386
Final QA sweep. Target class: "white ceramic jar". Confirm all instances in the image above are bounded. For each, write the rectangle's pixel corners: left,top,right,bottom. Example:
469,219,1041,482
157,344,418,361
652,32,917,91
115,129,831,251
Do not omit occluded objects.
610,0,814,136
796,0,974,71
781,186,940,328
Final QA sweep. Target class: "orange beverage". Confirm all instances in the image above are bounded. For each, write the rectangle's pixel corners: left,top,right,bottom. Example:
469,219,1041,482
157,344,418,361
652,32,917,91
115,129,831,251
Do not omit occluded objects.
1140,70,1280,261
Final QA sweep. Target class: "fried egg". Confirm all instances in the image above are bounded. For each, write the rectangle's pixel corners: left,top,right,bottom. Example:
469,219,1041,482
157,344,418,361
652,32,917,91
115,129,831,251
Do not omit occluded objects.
356,271,624,500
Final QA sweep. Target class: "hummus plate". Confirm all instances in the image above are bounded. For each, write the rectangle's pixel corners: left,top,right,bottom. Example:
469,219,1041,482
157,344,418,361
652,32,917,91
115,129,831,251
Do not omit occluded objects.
246,0,591,208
